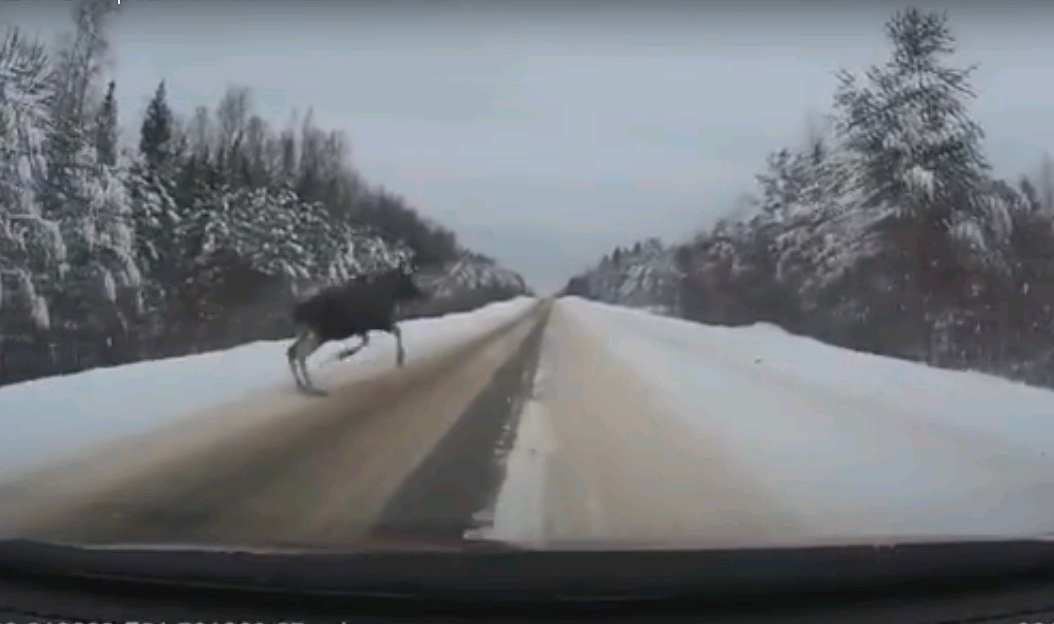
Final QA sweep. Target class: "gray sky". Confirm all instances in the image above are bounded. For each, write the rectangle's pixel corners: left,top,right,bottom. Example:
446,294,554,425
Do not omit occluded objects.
3,1,1054,293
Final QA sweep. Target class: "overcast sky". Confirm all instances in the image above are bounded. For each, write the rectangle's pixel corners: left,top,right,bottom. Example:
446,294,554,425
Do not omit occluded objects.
3,1,1053,293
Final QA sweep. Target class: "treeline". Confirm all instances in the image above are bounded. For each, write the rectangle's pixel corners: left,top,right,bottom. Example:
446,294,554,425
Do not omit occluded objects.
566,7,1054,389
0,0,493,385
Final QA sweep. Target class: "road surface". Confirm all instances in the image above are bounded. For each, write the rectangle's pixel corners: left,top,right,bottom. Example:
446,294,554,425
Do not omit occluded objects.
0,300,550,549
530,303,816,549
2,296,1053,552
0,298,818,550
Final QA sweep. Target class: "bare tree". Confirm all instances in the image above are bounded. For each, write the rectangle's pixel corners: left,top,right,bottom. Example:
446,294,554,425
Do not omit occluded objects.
214,83,252,175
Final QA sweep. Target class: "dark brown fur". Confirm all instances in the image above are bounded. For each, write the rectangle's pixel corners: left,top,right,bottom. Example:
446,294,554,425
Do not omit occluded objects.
287,269,425,394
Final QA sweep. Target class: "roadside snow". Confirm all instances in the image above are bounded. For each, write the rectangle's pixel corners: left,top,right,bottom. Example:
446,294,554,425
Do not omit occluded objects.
0,296,537,481
490,297,1054,544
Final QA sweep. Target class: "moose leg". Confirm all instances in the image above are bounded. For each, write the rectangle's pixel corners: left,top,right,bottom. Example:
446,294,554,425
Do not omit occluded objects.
393,325,406,367
338,333,369,360
290,326,324,394
287,330,308,389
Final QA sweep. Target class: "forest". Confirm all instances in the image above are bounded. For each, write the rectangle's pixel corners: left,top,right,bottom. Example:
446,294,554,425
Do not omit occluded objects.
565,7,1054,390
0,1,526,385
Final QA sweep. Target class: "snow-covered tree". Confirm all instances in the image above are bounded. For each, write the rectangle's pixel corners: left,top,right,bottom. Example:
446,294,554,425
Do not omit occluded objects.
833,7,1014,275
129,78,183,321
94,79,116,166
562,238,681,315
139,80,174,173
0,27,63,330
43,0,141,336
178,185,413,294
0,0,497,377
835,8,988,210
126,157,180,319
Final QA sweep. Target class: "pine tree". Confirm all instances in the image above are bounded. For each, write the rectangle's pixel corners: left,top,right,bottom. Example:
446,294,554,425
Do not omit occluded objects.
832,6,1012,276
757,149,797,217
129,80,183,324
140,80,173,172
834,7,990,213
94,79,116,166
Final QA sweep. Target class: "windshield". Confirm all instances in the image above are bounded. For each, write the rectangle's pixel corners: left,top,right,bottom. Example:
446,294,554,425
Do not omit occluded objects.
2,0,1054,560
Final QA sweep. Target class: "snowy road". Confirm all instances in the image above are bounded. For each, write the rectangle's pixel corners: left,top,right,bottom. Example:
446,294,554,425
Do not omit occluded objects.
0,299,550,548
3,296,1054,550
518,303,817,548
485,298,1054,549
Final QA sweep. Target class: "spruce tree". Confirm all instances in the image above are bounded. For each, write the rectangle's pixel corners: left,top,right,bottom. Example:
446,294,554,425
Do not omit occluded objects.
140,80,173,171
833,6,989,215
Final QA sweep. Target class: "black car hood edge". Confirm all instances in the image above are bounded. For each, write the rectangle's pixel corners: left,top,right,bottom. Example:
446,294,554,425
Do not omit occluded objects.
0,536,1053,605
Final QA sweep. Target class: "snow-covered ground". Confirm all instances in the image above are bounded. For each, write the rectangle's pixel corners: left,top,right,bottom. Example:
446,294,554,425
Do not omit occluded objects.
486,297,1054,545
0,296,537,482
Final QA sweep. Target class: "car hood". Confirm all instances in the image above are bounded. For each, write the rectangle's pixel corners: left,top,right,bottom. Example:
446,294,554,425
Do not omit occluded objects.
2,533,1054,605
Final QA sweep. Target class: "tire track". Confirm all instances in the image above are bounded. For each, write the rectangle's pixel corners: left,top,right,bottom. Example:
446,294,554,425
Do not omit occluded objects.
366,308,550,544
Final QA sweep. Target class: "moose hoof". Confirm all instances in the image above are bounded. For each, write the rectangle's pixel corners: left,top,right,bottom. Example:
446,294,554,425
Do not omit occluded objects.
296,384,327,397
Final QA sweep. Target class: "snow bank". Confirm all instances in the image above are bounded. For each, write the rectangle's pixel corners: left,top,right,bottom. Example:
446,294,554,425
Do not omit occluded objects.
557,297,1054,540
0,296,537,481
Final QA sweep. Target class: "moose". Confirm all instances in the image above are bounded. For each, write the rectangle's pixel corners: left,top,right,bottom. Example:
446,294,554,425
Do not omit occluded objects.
286,267,426,395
